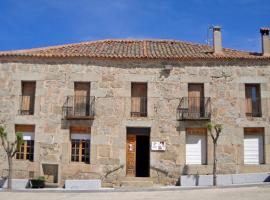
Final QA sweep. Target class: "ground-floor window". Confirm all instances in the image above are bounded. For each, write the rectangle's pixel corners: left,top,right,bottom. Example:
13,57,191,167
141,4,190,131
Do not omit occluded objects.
244,128,264,165
15,125,35,161
186,128,207,165
70,126,91,164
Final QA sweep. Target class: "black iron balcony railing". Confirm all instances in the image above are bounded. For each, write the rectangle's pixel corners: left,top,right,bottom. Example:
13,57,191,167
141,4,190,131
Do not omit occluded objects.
131,97,147,117
177,97,211,120
245,98,262,117
18,95,35,115
62,96,95,119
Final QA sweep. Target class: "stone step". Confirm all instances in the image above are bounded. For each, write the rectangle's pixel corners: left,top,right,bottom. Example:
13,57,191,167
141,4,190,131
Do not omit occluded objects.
120,177,154,188
121,177,155,181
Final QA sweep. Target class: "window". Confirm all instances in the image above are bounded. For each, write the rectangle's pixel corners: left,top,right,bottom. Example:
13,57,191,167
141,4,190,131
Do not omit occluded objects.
245,84,261,117
74,82,91,116
70,126,91,164
15,125,35,161
244,128,264,165
20,81,36,115
188,83,205,118
131,82,147,117
186,128,207,165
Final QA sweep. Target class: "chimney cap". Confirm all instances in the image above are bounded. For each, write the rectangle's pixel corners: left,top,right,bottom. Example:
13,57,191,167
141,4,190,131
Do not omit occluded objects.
260,27,269,35
213,26,221,31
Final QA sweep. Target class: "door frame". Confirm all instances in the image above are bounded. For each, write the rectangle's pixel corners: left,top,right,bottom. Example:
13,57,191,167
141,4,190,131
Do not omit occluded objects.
126,127,150,177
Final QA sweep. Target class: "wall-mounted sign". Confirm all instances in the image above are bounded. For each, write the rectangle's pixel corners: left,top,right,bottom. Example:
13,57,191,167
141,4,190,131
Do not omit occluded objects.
151,141,166,151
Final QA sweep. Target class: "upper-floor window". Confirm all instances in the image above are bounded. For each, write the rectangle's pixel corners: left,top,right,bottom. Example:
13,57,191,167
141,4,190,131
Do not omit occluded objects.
20,81,36,115
245,84,262,117
131,82,147,117
188,83,205,118
74,82,91,117
15,125,35,161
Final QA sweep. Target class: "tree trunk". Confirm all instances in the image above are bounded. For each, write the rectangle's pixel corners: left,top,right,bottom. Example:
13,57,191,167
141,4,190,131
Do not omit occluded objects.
213,142,217,186
7,156,12,190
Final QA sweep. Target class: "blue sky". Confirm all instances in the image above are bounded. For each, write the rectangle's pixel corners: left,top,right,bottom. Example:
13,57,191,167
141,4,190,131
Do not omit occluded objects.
0,0,269,52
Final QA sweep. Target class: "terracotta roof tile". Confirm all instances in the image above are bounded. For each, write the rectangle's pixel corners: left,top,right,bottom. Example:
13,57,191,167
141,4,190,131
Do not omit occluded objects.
0,39,269,60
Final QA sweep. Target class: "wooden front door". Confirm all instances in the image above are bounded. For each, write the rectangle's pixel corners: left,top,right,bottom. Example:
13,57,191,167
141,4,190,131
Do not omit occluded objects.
126,134,136,176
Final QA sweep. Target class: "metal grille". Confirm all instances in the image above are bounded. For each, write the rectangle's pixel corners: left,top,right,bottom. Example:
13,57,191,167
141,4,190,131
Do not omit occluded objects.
62,96,95,119
177,97,211,120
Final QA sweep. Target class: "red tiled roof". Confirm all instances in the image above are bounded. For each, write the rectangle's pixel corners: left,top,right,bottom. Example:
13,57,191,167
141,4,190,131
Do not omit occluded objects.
0,39,269,60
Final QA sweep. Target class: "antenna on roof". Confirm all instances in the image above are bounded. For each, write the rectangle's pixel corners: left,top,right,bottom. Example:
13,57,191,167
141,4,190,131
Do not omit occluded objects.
206,26,214,45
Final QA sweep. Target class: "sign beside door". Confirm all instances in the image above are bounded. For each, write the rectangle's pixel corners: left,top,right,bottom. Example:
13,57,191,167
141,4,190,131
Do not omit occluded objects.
151,141,166,151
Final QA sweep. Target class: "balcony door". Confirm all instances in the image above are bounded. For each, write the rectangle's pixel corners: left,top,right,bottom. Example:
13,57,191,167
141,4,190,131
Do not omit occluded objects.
188,84,204,118
21,81,36,115
131,83,147,117
245,84,261,117
74,82,90,116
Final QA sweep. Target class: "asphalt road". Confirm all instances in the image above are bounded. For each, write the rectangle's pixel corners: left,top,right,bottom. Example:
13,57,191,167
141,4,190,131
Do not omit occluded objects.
0,185,269,200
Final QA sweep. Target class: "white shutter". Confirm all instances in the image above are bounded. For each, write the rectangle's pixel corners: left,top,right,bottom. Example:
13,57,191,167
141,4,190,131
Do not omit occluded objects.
244,134,264,164
186,134,206,164
22,132,35,140
71,133,91,140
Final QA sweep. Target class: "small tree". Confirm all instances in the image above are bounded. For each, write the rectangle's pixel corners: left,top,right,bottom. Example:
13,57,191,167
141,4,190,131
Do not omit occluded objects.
206,122,223,186
0,125,23,190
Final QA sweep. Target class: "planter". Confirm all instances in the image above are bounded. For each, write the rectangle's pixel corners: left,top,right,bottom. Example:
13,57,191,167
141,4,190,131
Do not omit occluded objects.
30,179,45,188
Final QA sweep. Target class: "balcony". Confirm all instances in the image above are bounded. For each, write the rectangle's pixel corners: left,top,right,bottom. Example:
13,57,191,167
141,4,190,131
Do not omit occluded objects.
18,95,35,115
131,97,147,117
62,96,95,120
177,97,211,120
245,97,262,117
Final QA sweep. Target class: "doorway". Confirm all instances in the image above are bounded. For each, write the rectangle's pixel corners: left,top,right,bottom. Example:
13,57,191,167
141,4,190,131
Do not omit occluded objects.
126,128,150,177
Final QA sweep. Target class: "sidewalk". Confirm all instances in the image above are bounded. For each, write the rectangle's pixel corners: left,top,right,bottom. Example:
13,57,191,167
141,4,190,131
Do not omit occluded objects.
0,184,270,200
1,182,270,193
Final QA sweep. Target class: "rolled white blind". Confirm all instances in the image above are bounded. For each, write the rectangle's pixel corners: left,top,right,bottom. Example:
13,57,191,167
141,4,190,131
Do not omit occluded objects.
71,133,90,140
244,134,264,164
22,132,35,140
186,134,206,164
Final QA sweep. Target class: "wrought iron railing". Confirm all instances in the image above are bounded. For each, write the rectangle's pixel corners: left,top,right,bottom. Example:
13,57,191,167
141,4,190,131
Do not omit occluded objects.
177,97,211,120
62,96,95,119
131,97,147,117
18,95,35,115
245,98,262,117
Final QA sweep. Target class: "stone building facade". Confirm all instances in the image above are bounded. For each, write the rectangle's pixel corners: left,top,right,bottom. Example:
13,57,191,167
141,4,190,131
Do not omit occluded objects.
0,27,270,187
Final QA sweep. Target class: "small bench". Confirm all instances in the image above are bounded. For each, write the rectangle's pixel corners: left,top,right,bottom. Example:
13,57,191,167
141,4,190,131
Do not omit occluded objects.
65,179,101,190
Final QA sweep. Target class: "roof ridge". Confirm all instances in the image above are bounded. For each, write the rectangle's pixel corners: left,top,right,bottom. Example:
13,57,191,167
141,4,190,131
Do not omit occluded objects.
0,38,268,60
0,39,213,53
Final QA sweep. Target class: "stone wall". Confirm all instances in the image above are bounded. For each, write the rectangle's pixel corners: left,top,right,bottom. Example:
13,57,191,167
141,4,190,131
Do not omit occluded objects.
0,57,270,186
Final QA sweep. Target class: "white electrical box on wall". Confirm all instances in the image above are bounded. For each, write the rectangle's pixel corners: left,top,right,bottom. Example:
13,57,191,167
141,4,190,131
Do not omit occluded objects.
151,141,166,151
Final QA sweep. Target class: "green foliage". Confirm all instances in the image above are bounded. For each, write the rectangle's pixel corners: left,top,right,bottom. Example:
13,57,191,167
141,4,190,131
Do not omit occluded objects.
37,176,45,181
206,122,223,132
15,132,24,146
0,125,7,138
206,122,213,131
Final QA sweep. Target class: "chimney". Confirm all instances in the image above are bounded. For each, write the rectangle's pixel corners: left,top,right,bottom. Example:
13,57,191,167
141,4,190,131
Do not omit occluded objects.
213,26,222,54
260,27,270,56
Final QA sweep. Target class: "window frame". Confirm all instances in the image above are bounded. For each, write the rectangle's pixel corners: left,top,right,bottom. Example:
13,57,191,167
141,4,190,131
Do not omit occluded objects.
15,125,35,162
70,126,91,164
185,128,208,165
245,84,262,117
20,81,36,115
71,139,90,164
243,128,265,165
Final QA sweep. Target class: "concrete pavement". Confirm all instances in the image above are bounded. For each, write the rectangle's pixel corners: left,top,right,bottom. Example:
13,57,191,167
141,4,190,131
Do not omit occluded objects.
0,185,270,200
